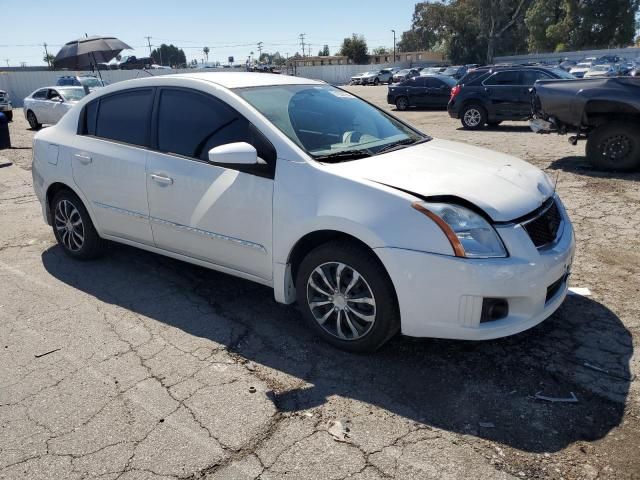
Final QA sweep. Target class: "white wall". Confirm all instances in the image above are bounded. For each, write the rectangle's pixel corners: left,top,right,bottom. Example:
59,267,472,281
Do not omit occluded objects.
496,47,640,64
0,69,194,108
0,63,412,108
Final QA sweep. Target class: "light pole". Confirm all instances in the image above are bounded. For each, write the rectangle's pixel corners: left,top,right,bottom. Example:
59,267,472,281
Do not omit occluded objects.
391,29,396,65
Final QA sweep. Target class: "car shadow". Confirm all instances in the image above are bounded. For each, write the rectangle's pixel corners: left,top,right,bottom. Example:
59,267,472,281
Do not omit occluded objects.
549,156,640,179
41,243,632,453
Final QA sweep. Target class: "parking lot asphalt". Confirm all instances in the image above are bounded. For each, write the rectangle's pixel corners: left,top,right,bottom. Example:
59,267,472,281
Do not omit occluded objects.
1,85,638,480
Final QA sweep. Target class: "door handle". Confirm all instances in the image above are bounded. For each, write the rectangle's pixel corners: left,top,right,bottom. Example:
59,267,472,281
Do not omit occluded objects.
150,174,173,185
73,153,92,165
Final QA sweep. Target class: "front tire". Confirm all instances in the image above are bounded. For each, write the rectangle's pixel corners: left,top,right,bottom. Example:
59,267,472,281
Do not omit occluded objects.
51,190,105,260
395,96,409,111
461,104,486,130
26,110,41,130
4,111,12,122
296,241,400,352
586,122,640,171
374,78,380,86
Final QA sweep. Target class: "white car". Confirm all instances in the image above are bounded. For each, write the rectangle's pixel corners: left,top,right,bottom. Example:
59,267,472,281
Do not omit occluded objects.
584,64,619,78
31,72,575,352
568,62,592,78
24,87,87,129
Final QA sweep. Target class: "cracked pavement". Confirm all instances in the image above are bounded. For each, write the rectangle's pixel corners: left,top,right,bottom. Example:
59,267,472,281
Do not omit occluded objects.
0,88,638,479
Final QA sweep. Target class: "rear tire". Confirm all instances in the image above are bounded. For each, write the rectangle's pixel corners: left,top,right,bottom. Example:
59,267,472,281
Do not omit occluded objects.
461,104,486,130
51,190,105,260
4,111,12,122
296,241,400,353
26,110,41,130
395,96,409,111
586,122,640,171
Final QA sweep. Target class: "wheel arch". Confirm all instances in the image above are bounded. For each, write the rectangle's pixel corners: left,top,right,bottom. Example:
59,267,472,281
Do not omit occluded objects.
275,229,399,308
45,182,97,228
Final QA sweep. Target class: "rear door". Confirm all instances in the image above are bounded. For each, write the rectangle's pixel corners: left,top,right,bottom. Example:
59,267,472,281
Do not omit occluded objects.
71,88,155,245
482,70,522,119
406,77,429,106
423,77,451,107
28,89,49,122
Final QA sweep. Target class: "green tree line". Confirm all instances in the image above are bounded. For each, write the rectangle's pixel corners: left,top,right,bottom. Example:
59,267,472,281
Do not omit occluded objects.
397,0,640,64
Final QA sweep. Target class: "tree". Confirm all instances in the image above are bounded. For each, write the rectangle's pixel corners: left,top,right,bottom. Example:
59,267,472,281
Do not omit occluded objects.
43,53,55,68
151,44,187,67
372,46,390,55
477,0,530,64
203,46,210,63
318,44,330,56
339,34,369,64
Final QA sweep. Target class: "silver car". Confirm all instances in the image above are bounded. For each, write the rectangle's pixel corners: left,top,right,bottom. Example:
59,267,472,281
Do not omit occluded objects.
0,90,12,121
23,87,87,130
360,69,394,85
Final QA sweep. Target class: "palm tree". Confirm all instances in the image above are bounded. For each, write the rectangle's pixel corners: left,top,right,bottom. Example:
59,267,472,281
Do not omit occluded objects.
203,46,210,64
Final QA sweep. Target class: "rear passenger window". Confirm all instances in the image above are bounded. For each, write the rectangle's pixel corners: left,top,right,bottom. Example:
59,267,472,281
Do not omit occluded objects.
95,89,153,146
156,88,275,165
484,71,520,86
84,101,98,135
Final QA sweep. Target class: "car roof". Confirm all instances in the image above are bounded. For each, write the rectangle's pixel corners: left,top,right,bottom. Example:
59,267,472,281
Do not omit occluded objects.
168,72,323,88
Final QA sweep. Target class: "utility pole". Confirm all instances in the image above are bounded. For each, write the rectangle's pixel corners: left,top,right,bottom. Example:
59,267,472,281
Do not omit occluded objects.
307,44,312,58
391,29,396,64
43,42,51,67
4,59,8,67
299,33,306,58
20,62,26,68
257,41,263,61
145,36,153,56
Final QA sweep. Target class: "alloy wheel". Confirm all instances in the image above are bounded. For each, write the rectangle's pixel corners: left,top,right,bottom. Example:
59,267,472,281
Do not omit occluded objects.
306,262,376,341
463,108,482,127
54,199,85,252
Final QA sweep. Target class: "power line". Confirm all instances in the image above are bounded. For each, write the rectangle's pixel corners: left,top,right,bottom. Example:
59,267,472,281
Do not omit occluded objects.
299,33,306,58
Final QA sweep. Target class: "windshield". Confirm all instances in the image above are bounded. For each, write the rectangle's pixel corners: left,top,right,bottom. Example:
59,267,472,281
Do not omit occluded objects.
235,84,426,161
80,77,103,88
397,69,410,75
59,88,87,101
443,67,460,75
591,65,609,71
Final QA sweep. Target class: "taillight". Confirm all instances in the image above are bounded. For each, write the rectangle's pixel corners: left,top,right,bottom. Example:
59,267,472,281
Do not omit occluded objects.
450,85,461,100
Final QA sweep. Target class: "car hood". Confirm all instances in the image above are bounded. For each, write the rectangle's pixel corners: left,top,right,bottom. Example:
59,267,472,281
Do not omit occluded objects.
326,139,554,222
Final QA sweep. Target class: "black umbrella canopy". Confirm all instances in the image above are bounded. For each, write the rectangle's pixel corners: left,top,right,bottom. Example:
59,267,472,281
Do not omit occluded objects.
53,35,132,69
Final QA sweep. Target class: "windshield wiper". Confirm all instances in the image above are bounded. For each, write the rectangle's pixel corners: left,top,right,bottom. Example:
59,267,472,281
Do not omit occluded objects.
375,137,428,155
313,149,373,163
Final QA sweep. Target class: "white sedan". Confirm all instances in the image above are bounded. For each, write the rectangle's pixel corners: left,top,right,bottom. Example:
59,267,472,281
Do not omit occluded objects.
24,86,87,129
31,72,575,352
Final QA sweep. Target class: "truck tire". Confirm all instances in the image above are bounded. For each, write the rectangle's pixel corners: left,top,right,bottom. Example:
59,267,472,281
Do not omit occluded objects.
586,122,640,171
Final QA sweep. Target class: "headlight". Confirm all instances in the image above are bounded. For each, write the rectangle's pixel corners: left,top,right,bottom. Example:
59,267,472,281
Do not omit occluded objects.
412,202,507,258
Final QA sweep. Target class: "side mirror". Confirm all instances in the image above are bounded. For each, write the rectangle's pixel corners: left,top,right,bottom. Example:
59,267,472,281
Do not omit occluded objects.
208,142,264,166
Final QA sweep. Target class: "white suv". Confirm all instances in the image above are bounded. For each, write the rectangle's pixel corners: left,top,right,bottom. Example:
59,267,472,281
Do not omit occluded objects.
32,72,575,351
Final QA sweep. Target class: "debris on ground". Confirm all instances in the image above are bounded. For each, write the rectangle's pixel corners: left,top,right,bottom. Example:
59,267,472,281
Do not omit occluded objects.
327,420,351,443
34,348,61,358
568,287,592,296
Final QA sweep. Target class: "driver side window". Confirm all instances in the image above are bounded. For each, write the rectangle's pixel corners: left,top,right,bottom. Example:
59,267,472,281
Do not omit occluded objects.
155,88,276,168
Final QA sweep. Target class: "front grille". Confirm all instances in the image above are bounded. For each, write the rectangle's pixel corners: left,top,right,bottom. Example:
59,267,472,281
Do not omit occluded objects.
522,199,562,248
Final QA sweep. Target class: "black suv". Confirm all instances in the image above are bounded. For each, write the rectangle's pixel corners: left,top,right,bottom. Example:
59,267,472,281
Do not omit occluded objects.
448,66,575,129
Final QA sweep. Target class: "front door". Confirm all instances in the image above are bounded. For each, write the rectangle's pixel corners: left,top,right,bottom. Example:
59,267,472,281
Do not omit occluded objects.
71,88,155,245
146,88,275,280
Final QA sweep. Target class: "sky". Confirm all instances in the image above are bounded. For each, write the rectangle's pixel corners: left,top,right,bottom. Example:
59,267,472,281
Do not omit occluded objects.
2,0,419,67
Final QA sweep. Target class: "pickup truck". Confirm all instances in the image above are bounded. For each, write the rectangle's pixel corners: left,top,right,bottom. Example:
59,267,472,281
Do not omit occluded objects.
530,77,640,171
118,56,152,70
